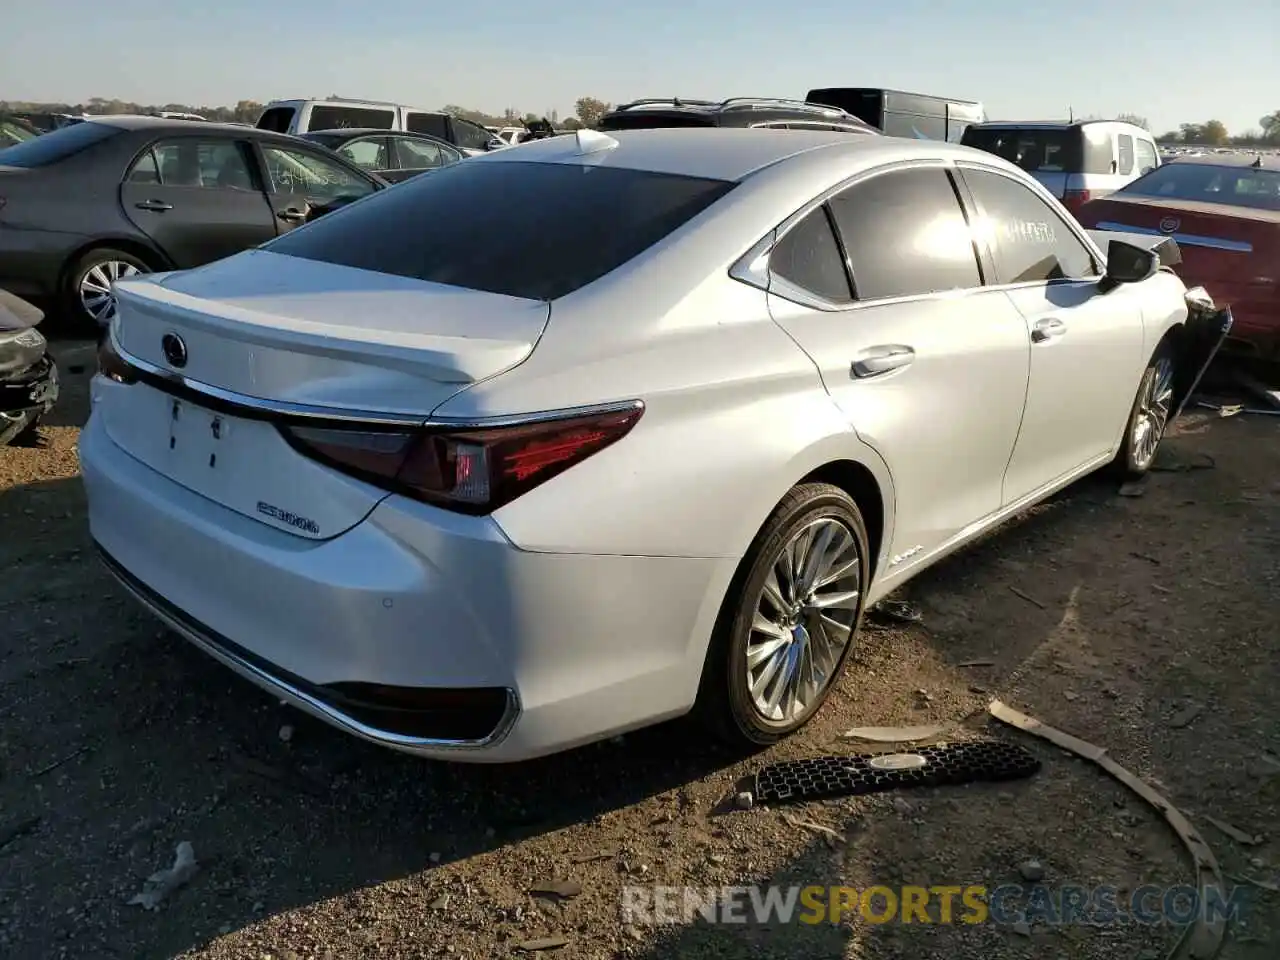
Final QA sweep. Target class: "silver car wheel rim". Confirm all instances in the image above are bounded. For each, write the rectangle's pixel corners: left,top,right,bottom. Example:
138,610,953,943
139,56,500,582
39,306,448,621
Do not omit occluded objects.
746,516,861,723
80,260,144,324
1131,355,1175,470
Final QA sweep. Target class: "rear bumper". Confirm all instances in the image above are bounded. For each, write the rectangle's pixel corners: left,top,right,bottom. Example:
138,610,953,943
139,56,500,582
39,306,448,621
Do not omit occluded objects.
78,411,730,762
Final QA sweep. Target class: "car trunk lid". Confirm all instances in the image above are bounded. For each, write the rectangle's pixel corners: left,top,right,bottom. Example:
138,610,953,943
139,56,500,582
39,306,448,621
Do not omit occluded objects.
102,249,548,539
1081,195,1280,290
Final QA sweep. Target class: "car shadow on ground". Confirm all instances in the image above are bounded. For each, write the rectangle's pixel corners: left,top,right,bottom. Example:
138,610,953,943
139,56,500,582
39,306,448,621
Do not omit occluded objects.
620,411,1279,959
2,356,1277,958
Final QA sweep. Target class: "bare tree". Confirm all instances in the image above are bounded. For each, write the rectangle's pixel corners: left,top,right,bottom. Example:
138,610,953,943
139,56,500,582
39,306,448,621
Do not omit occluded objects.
574,97,610,128
1116,113,1149,130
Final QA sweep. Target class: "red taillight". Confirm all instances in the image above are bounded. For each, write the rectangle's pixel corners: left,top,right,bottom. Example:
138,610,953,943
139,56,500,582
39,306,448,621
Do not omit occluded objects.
1061,189,1092,215
96,336,137,384
281,404,644,514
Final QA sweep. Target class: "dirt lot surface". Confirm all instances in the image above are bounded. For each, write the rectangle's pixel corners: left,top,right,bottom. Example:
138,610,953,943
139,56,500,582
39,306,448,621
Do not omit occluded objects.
2,341,1278,960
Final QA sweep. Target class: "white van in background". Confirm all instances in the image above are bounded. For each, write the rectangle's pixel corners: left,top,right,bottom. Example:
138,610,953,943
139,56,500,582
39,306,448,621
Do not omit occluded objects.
961,120,1161,217
254,98,504,156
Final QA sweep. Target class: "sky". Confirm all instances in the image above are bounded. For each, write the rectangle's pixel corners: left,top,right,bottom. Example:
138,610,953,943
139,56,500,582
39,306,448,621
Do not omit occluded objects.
3,0,1278,136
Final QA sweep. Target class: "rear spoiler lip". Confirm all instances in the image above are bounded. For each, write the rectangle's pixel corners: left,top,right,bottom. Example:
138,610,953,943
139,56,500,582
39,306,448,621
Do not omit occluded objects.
113,276,541,385
107,329,646,433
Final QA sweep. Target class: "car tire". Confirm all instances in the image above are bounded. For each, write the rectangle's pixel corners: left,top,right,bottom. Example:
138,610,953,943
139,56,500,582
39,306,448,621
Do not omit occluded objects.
61,247,153,330
1112,340,1177,480
696,482,870,749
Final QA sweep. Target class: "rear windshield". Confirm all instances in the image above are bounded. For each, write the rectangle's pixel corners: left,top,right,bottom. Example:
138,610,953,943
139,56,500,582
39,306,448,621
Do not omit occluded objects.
962,128,1081,173
1120,163,1280,211
256,107,295,133
308,106,395,131
264,160,735,300
0,120,119,168
597,113,716,130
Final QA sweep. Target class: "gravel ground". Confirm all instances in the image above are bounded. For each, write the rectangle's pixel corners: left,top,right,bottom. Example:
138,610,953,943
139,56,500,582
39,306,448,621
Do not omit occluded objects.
1,340,1278,960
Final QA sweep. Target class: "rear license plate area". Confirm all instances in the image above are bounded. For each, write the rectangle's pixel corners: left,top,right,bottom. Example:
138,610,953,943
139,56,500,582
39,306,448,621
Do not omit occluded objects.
165,398,233,477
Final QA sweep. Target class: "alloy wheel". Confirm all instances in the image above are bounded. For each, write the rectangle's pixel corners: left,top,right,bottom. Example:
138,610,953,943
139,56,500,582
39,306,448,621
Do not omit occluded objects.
80,260,145,324
1131,355,1175,471
745,516,862,724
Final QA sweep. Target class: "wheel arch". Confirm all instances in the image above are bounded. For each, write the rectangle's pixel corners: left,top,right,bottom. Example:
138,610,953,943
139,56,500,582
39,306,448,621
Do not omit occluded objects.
58,236,172,290
723,433,897,591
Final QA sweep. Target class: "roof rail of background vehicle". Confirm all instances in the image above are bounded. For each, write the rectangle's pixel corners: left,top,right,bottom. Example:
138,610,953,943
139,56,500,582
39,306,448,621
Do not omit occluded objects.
612,98,722,111
974,119,1147,128
720,98,859,118
267,96,417,108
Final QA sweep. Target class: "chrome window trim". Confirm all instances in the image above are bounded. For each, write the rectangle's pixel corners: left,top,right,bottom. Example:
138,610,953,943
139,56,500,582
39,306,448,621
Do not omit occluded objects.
729,158,993,310
110,332,645,429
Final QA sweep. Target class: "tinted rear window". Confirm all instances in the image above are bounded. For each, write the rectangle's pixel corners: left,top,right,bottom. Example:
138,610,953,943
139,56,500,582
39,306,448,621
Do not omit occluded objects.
0,121,120,168
308,106,395,131
265,161,735,300
256,107,295,133
1121,163,1280,211
962,128,1082,173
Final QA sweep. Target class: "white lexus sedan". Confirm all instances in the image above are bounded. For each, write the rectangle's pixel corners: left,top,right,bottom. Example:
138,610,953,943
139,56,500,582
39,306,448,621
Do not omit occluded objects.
80,127,1219,762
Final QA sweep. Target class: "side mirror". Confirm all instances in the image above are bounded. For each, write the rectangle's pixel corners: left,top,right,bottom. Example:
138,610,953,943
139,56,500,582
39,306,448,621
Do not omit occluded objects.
485,137,505,151
1099,239,1158,292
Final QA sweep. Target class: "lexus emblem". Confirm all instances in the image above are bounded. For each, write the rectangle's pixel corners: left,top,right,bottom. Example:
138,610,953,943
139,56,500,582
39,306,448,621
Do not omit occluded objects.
161,332,188,369
1159,216,1180,234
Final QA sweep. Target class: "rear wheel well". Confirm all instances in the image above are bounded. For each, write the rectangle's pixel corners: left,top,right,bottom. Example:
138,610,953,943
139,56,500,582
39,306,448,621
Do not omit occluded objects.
59,238,169,288
797,460,886,579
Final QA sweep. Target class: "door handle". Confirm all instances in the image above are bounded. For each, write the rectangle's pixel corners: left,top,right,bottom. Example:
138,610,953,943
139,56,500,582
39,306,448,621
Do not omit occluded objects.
851,345,915,379
134,199,173,212
1031,317,1067,343
277,208,307,223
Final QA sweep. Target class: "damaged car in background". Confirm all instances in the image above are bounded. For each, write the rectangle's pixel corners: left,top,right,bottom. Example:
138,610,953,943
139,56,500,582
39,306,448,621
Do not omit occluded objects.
1077,154,1279,362
0,289,58,447
80,130,1230,763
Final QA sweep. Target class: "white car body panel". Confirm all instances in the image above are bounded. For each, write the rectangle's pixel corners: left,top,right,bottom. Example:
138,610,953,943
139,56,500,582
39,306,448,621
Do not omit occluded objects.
80,128,1192,761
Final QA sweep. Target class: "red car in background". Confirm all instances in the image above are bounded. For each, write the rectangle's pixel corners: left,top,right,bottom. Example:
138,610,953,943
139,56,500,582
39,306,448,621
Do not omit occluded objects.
1077,156,1280,361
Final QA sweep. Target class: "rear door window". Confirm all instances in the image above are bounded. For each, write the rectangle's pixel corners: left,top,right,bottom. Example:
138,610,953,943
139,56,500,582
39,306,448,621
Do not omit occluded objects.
769,207,853,303
827,167,982,300
146,139,257,190
307,106,395,131
393,137,452,170
1117,134,1135,175
336,138,388,171
263,162,734,301
961,167,1100,283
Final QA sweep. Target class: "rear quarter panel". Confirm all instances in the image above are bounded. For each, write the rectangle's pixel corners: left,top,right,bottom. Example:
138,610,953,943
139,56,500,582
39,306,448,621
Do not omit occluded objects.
435,275,896,564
